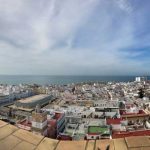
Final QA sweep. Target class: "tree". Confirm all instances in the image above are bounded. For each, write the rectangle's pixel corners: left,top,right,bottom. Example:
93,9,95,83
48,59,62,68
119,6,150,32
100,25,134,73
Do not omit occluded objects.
138,88,144,99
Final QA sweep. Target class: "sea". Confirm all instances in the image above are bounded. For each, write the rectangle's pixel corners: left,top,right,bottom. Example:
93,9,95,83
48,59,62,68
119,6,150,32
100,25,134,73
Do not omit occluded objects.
0,75,149,85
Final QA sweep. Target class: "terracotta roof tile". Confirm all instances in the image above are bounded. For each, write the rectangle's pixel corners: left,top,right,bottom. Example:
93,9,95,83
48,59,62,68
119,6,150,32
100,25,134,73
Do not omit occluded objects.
56,140,86,150
0,120,8,128
125,136,150,148
0,135,21,150
13,141,36,150
86,140,95,150
13,129,44,145
0,124,18,140
36,137,59,150
0,121,150,150
114,138,128,150
96,139,114,150
141,147,150,150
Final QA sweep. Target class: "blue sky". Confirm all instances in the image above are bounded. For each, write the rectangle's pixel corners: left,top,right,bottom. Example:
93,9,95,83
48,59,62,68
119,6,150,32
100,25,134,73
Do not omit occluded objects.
0,0,150,75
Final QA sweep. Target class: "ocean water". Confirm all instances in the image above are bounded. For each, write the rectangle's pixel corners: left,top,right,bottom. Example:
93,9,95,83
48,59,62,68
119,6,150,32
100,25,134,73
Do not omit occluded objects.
0,75,149,85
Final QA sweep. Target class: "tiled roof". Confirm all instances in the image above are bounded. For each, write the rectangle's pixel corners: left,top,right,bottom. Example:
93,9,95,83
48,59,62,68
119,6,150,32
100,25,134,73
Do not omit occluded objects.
0,120,150,150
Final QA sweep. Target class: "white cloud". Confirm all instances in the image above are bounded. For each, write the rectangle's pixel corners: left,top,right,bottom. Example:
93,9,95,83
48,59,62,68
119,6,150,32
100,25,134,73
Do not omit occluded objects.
0,0,149,75
115,0,133,13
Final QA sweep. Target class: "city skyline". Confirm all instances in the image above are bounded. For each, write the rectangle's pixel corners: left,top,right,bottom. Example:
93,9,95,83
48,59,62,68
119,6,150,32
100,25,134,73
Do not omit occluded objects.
0,0,150,75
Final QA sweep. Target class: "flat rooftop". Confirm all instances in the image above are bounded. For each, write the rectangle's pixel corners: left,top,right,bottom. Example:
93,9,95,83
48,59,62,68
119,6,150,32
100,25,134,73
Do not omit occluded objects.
88,126,109,134
8,105,34,112
18,94,49,103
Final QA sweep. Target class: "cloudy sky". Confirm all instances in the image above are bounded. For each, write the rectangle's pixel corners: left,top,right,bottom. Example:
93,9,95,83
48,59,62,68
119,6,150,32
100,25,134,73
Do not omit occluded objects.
0,0,149,75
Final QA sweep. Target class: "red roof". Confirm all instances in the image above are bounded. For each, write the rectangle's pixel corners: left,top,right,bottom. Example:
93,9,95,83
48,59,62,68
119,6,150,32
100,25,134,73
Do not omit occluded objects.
120,109,146,115
112,130,150,138
106,118,122,125
19,120,32,127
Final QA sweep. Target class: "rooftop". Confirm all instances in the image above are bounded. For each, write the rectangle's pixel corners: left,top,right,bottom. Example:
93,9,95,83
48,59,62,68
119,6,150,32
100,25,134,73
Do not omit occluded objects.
88,126,109,134
14,94,52,109
18,94,49,103
107,118,123,125
0,120,150,150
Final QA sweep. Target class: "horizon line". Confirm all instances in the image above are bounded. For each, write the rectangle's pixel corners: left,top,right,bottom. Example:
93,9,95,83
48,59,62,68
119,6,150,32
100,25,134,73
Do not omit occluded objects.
0,74,149,76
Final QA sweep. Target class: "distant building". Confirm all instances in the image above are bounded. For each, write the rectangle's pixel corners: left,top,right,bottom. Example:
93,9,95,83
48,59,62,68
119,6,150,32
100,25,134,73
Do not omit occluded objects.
31,105,48,136
0,95,11,105
120,105,149,122
112,129,150,138
17,117,32,131
135,76,147,82
47,112,65,138
85,125,110,140
93,100,119,108
14,94,52,109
